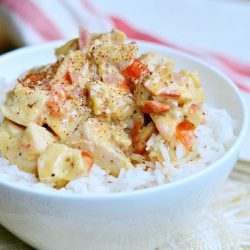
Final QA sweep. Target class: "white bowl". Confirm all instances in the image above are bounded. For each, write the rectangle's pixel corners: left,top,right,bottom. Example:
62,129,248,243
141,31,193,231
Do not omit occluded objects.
0,41,248,250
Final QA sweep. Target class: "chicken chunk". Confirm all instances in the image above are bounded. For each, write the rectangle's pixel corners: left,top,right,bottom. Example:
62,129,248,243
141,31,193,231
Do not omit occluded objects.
133,83,151,107
111,125,132,151
179,70,204,103
151,108,183,142
54,50,98,87
0,119,24,156
45,102,82,140
38,143,93,187
0,119,24,138
92,43,138,68
0,121,56,174
2,136,37,174
82,29,127,51
55,38,79,58
142,64,179,97
98,63,125,84
20,123,55,161
0,122,37,174
0,129,9,156
88,80,134,121
67,118,133,176
140,52,174,72
44,84,91,140
0,84,48,126
109,29,127,44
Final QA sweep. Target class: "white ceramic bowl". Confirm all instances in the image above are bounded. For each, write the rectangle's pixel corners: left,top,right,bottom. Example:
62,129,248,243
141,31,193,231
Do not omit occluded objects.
0,41,248,250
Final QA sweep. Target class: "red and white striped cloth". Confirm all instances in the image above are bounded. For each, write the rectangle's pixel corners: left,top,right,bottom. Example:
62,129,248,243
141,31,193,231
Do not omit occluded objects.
0,0,250,160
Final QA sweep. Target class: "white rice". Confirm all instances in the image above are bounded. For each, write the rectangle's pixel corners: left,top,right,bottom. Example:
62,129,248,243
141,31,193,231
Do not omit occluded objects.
0,77,236,194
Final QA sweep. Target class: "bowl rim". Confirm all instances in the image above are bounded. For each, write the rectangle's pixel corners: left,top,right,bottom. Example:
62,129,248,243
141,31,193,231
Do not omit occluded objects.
0,40,248,200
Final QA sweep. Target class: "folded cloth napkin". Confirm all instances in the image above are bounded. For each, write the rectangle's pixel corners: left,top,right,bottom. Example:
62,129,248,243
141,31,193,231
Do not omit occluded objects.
0,0,249,160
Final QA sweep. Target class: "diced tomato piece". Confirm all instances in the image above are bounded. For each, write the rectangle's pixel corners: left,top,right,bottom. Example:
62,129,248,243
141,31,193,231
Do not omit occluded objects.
81,151,94,173
122,58,150,79
189,103,198,114
24,72,46,82
132,122,156,154
22,72,46,89
159,88,180,98
82,151,94,163
131,120,143,138
131,120,144,154
176,119,195,151
177,119,195,130
142,101,169,114
119,81,131,91
65,71,73,84
134,140,147,154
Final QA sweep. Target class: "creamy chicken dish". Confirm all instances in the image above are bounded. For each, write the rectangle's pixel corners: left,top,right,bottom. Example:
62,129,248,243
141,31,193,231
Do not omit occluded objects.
0,29,205,188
